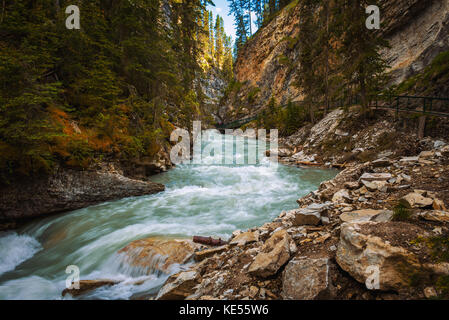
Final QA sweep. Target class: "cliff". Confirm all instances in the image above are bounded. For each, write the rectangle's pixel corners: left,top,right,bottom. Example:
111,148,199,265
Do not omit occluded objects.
222,0,449,121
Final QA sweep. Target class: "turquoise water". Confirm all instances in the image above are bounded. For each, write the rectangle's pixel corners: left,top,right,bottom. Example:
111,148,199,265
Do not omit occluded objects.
0,133,337,299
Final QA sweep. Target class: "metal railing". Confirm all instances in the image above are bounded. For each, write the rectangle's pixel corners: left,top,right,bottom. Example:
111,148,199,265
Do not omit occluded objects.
216,94,449,129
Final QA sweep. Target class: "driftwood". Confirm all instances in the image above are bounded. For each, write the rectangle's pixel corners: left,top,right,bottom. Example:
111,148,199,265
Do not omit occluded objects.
296,161,323,166
193,236,228,246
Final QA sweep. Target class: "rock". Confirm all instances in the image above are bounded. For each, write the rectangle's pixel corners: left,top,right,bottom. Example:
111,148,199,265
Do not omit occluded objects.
156,270,199,300
335,129,349,136
248,286,259,298
332,189,351,203
359,173,392,181
371,158,392,168
194,246,228,261
424,287,438,299
282,257,336,300
434,140,446,149
291,208,321,226
230,231,259,246
0,167,165,221
344,181,360,190
433,199,447,211
400,156,419,163
292,151,316,162
340,209,384,223
371,210,394,222
361,180,387,192
419,151,435,159
336,222,422,291
62,279,119,297
248,230,293,277
400,173,412,182
118,237,197,273
401,192,433,208
419,211,449,223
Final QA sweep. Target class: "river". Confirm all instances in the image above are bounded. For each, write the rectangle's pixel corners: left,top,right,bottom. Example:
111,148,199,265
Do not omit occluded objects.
0,133,337,299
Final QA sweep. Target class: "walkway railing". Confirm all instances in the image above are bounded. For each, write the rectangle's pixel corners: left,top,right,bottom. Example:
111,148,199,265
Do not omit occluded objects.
216,94,449,129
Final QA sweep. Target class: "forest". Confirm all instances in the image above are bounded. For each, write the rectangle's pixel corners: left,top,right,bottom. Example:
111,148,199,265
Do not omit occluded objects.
0,0,233,183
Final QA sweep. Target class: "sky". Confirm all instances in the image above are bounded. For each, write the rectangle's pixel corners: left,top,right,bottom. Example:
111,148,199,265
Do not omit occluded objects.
207,0,258,43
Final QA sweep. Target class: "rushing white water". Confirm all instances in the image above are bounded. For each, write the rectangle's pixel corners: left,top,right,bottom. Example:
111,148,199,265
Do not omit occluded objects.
0,133,337,299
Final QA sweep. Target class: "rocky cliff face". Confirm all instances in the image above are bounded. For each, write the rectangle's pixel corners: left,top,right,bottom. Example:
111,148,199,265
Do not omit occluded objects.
0,164,165,226
223,0,449,121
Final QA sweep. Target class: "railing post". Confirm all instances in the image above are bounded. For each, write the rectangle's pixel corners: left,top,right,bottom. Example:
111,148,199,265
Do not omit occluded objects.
396,96,399,118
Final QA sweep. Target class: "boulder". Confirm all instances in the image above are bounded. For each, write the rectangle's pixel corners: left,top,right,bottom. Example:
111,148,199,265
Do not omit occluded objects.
401,192,433,208
0,167,165,221
336,222,422,291
332,189,351,203
118,237,197,274
361,180,387,192
156,270,199,300
282,257,336,300
291,208,321,226
248,230,293,278
340,209,384,223
433,199,447,211
62,279,120,297
371,158,392,168
419,210,449,223
359,173,392,181
230,231,259,246
194,246,228,261
400,156,419,163
419,151,435,159
344,181,360,190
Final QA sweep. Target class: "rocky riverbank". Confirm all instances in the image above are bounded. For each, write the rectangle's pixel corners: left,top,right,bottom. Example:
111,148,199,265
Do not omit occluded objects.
151,136,448,300
62,107,449,300
0,162,166,230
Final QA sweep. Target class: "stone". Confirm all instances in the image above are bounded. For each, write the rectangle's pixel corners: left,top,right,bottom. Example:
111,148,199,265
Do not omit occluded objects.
434,140,446,149
433,199,447,211
419,151,435,159
118,237,197,274
282,257,335,300
335,129,349,136
332,189,351,203
230,231,259,246
336,222,422,291
156,270,199,300
359,173,392,181
62,279,119,297
401,192,433,208
344,181,360,190
424,287,437,299
248,230,293,277
361,180,387,192
371,158,392,168
292,208,321,226
340,209,383,223
194,246,228,261
370,210,394,222
419,210,449,223
0,167,165,221
400,156,419,163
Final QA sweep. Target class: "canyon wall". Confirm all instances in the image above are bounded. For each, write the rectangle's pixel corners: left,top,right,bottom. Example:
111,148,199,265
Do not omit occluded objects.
222,0,449,121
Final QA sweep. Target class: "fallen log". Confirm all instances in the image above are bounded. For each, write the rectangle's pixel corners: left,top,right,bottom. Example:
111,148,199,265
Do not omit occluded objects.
296,161,323,166
193,236,228,246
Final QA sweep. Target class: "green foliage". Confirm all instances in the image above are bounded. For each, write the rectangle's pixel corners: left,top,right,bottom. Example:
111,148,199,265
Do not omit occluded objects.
392,200,413,221
0,0,214,183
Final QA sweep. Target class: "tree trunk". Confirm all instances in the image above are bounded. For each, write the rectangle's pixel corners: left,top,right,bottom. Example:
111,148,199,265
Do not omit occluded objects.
418,115,426,139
